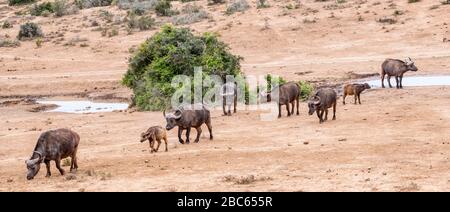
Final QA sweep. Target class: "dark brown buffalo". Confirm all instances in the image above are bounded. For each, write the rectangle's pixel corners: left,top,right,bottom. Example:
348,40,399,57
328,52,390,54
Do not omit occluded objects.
308,88,337,124
343,83,371,105
26,128,79,180
140,126,168,153
164,104,213,144
261,82,301,118
381,58,418,89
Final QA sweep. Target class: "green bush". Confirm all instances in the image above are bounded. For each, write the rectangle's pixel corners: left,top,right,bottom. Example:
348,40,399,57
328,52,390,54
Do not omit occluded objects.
17,22,43,40
8,0,35,6
122,25,243,110
298,81,314,101
30,2,54,16
155,0,176,16
126,11,155,31
264,74,286,92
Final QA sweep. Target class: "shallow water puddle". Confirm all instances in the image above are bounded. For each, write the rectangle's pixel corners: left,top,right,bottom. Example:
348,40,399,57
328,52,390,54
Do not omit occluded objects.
363,75,450,88
37,100,129,113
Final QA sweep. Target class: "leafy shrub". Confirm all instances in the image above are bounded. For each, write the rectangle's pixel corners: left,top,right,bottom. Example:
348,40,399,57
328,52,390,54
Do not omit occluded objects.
30,2,54,16
17,22,43,40
298,81,314,101
226,0,249,15
8,0,35,6
155,0,177,16
122,25,243,110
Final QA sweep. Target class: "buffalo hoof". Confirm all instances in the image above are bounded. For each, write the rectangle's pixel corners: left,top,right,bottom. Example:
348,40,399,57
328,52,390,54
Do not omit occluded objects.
210,136,213,140
185,140,190,144
194,139,199,143
45,173,51,178
332,117,336,120
178,140,184,144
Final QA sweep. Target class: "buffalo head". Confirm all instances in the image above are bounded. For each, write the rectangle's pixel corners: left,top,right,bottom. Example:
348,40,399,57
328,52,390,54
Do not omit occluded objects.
308,96,321,115
25,151,43,180
404,57,418,72
163,109,182,131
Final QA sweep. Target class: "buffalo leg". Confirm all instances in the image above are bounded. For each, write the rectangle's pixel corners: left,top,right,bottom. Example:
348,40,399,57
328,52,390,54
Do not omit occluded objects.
316,110,322,123
291,101,295,115
381,73,386,88
343,94,346,105
332,101,336,120
354,94,357,104
278,104,282,118
185,127,191,144
194,127,202,143
228,104,231,116
400,75,404,89
222,97,227,115
387,75,392,88
164,136,168,152
319,110,324,123
178,127,184,144
296,96,299,115
206,117,213,140
358,93,362,104
234,94,237,113
324,109,328,121
55,158,65,176
45,160,51,177
149,139,155,153
395,76,399,89
155,139,161,152
286,103,291,117
72,149,78,170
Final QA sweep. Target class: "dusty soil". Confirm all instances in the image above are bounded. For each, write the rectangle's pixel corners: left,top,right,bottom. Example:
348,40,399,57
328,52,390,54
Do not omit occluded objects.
1,0,450,191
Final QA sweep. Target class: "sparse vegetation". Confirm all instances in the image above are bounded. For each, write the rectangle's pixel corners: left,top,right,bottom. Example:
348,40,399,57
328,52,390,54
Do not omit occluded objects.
62,158,71,166
171,4,209,25
75,0,113,9
408,0,420,3
377,16,397,24
17,22,43,40
35,38,43,48
8,0,35,6
208,0,225,5
53,0,74,17
2,21,13,29
30,2,54,16
126,11,155,31
256,0,270,9
222,175,272,185
0,39,21,48
226,0,250,15
122,25,243,110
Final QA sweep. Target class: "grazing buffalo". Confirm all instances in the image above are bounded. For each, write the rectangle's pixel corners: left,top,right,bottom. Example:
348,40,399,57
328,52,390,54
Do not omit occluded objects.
260,82,301,118
140,126,168,153
164,104,213,144
221,82,237,116
26,128,79,180
308,88,337,124
381,58,418,89
343,83,371,105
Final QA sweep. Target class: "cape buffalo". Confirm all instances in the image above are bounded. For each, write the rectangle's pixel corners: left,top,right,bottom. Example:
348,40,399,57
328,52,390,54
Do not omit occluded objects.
343,83,371,105
381,58,418,89
260,81,301,118
140,126,168,153
26,128,79,180
308,88,337,124
164,104,213,144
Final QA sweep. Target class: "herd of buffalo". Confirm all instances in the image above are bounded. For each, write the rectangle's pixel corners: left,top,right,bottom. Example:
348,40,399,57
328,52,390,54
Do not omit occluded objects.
25,58,419,180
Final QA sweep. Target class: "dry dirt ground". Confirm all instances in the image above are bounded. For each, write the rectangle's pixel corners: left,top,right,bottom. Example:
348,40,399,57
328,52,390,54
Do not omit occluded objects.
1,0,450,191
